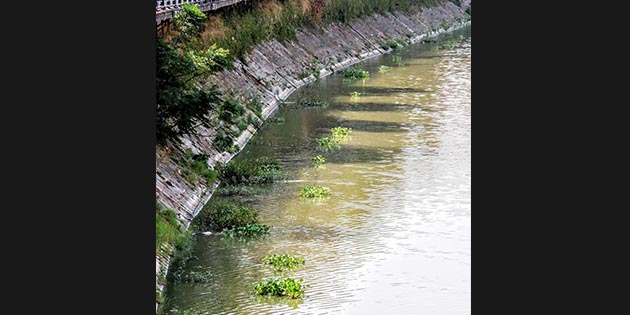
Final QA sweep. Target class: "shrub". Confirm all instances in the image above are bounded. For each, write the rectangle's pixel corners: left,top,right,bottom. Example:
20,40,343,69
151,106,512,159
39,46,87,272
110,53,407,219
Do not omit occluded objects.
193,200,258,232
246,96,263,119
380,40,399,50
180,148,218,184
223,224,271,239
156,203,182,253
218,157,283,185
219,97,246,124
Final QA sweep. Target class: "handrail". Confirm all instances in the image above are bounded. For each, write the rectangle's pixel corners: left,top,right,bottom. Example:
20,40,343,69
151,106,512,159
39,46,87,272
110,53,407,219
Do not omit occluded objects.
156,0,246,22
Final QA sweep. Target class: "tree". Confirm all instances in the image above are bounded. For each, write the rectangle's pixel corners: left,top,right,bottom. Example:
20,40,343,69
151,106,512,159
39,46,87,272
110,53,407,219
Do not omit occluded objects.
156,4,230,144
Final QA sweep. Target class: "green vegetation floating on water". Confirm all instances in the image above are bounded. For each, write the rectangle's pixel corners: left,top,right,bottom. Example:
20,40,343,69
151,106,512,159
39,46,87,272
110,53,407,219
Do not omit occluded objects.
253,277,305,298
176,269,214,284
312,155,326,167
318,136,341,152
300,185,331,198
223,224,271,239
350,91,361,97
341,67,370,79
167,228,196,284
193,200,259,232
331,127,352,139
262,254,305,271
378,65,392,73
218,157,283,185
297,98,329,108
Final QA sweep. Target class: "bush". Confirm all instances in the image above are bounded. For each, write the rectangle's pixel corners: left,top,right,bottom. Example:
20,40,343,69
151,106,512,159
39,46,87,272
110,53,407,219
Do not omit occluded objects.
246,96,263,119
156,203,183,253
180,149,218,184
380,40,399,50
223,224,271,239
193,200,258,232
212,131,235,152
218,157,283,185
219,97,246,124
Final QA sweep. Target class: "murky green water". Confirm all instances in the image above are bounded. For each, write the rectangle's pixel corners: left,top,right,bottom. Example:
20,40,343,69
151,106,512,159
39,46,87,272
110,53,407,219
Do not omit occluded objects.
164,26,470,315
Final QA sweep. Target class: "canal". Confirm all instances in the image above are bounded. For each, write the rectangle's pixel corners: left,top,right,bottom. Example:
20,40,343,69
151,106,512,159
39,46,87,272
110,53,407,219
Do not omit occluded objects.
164,26,471,315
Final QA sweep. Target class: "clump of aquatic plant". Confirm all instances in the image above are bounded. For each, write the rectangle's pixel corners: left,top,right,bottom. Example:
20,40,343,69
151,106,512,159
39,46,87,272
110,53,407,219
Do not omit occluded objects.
299,185,331,198
341,67,369,79
392,55,402,62
166,228,196,284
350,91,361,97
192,200,258,232
253,277,305,298
318,136,341,152
445,39,459,49
176,269,214,283
254,294,304,309
218,157,283,185
378,65,391,73
223,224,271,239
262,254,305,271
331,127,352,140
312,155,326,167
298,98,328,108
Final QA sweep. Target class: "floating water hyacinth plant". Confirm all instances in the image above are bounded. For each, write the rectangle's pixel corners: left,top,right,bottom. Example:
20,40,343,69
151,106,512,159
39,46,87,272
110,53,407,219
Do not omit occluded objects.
299,186,331,198
350,91,361,97
312,155,326,167
318,136,341,152
341,67,369,79
331,127,351,140
262,254,305,271
253,278,304,298
222,224,271,239
378,65,391,73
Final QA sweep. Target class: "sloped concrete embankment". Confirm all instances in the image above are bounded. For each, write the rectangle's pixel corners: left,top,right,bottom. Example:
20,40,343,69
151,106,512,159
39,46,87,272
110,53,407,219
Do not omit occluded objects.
156,0,470,304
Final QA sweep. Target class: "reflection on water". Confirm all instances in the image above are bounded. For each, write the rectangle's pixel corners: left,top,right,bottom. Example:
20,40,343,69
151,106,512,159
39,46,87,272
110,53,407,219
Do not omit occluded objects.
163,26,470,315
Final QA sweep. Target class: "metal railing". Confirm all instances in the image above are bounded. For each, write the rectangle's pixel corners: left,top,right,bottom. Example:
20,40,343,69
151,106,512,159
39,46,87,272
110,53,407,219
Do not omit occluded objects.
156,0,245,22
